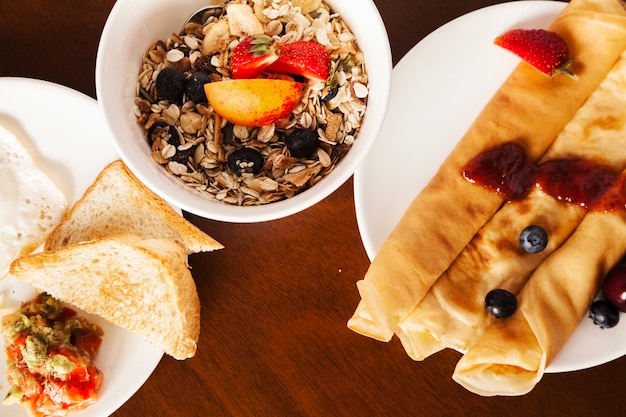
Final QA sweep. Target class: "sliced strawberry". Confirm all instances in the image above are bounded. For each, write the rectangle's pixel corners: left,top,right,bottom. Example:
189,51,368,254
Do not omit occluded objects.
230,35,278,79
494,28,576,79
267,41,331,82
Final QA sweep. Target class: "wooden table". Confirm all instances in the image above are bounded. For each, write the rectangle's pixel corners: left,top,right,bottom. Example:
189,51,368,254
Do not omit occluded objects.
1,0,625,415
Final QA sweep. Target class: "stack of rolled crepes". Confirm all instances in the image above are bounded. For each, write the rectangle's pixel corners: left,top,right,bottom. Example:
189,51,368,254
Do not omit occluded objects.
348,0,626,395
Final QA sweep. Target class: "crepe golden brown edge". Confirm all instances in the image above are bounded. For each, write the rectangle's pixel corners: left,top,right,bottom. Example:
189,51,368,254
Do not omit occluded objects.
348,0,626,342
6,160,222,360
396,48,626,362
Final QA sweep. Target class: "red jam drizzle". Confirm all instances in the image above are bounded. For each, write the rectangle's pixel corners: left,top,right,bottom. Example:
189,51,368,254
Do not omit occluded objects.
462,142,625,211
462,142,535,200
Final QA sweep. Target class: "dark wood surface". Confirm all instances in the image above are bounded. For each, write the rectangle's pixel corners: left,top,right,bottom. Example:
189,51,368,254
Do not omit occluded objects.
2,0,625,416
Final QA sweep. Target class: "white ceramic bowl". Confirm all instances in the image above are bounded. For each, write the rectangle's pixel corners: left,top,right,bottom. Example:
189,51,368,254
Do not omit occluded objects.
96,0,391,223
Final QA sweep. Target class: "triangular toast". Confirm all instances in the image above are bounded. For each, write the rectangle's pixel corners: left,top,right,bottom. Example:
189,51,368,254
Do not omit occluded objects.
10,234,200,360
45,160,222,254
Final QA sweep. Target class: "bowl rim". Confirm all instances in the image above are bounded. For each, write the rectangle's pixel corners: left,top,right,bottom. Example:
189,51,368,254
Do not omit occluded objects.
96,0,392,223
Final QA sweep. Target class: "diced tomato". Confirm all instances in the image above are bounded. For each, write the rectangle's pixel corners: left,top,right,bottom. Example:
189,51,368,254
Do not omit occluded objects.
44,365,100,410
31,393,69,417
59,307,77,321
7,365,44,399
5,332,27,363
6,343,23,363
74,332,102,358
55,347,82,364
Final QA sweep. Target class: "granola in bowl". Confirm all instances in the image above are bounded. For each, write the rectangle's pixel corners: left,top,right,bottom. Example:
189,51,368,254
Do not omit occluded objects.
133,0,368,206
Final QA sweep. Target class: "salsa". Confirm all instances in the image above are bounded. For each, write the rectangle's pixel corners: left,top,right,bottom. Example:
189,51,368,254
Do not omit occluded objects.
1,293,103,417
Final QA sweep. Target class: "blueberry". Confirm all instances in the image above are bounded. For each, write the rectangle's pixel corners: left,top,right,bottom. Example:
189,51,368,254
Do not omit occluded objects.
146,121,192,163
485,289,518,319
146,121,181,145
589,300,620,329
155,66,186,103
519,225,548,254
227,148,265,176
286,129,319,158
185,72,210,103
322,85,339,102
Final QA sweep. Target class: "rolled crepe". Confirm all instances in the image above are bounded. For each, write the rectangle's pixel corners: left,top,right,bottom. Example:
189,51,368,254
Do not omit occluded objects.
349,0,626,342
396,49,626,360
452,208,626,396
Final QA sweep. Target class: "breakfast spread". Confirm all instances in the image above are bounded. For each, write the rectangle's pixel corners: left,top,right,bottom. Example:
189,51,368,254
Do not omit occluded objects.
134,0,368,206
348,0,626,395
8,0,626,410
1,293,103,417
0,125,67,278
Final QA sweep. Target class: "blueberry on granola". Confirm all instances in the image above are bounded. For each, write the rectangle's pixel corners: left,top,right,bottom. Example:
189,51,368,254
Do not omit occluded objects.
322,85,339,102
147,121,178,145
185,72,211,103
286,128,319,158
227,148,265,176
156,67,186,103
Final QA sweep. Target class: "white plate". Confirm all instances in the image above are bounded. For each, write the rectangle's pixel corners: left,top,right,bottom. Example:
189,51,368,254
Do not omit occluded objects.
0,78,163,416
354,0,626,373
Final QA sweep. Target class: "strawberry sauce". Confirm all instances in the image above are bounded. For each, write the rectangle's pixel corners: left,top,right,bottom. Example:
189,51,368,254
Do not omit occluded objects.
462,142,625,211
462,142,535,200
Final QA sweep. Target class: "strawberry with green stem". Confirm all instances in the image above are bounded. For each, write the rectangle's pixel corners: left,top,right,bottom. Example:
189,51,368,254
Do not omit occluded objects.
230,35,278,79
230,36,332,83
494,28,577,79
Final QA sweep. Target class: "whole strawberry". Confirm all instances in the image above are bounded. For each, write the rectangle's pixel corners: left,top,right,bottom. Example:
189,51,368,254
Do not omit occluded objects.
267,41,331,82
230,35,278,79
494,29,577,79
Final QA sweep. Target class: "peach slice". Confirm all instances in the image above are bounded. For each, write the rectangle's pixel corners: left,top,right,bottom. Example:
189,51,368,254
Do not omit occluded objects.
204,79,303,127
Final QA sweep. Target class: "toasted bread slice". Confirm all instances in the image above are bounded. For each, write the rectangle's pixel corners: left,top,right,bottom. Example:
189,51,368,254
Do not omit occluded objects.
44,160,222,254
9,234,200,360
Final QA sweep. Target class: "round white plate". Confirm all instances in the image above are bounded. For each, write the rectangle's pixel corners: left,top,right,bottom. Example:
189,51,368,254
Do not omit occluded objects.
354,0,626,373
0,78,163,416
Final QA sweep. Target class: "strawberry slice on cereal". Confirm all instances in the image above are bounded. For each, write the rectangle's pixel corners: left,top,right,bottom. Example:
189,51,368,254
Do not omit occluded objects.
267,40,332,82
230,35,278,79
